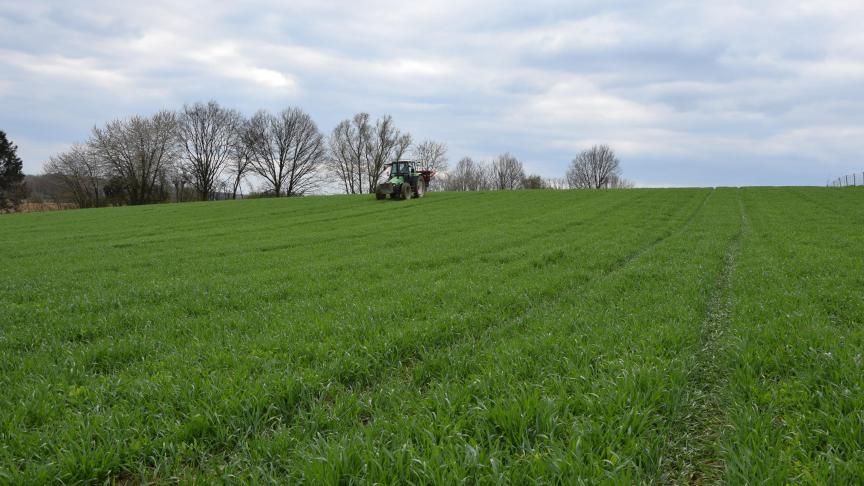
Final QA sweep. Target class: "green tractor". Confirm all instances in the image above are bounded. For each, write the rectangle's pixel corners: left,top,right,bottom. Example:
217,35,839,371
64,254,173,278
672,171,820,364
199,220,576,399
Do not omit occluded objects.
375,161,435,200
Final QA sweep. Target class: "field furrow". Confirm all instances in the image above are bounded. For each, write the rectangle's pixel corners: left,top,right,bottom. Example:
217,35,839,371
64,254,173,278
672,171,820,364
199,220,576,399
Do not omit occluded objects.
663,193,747,484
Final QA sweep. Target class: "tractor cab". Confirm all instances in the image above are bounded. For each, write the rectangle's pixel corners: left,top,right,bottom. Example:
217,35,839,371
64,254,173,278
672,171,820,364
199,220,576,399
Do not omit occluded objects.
388,161,414,177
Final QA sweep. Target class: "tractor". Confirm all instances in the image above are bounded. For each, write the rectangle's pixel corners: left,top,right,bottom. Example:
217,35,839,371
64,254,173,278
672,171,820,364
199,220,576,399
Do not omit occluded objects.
375,161,434,200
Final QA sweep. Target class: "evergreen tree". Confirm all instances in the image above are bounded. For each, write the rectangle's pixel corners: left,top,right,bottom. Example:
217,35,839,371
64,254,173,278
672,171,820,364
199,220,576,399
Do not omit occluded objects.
0,130,27,211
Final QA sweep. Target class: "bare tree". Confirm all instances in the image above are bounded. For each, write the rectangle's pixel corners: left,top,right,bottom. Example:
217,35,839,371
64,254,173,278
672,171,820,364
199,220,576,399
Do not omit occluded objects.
244,108,325,197
327,113,411,194
444,157,488,191
89,111,179,205
393,133,412,167
489,153,525,190
283,111,326,196
43,143,104,208
226,132,254,199
365,115,410,192
414,140,448,191
177,101,242,201
414,140,448,173
327,113,371,194
566,145,622,189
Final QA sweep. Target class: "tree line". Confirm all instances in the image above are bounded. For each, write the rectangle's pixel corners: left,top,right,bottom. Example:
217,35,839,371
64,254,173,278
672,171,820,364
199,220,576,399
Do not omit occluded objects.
440,145,631,192
40,101,454,208
7,101,632,211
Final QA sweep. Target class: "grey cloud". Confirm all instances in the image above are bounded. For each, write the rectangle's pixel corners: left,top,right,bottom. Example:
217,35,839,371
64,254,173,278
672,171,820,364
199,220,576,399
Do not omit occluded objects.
1,0,863,186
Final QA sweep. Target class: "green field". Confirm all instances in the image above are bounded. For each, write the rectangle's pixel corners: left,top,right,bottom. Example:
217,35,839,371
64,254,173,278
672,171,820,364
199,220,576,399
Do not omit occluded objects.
1,188,862,484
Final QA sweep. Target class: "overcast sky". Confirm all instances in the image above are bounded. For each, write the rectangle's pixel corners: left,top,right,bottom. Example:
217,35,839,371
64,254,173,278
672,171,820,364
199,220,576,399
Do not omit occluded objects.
2,0,863,187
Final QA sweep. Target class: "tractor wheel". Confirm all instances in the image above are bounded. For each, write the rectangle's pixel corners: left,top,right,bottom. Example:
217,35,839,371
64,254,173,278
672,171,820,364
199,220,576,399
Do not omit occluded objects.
376,190,386,200
401,183,413,200
415,179,426,198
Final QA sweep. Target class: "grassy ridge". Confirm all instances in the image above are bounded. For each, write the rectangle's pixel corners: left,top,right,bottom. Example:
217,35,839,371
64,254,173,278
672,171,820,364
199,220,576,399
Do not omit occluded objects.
0,187,861,483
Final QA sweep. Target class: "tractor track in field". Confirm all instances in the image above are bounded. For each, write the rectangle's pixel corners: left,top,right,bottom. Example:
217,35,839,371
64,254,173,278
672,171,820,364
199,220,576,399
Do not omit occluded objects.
664,192,749,485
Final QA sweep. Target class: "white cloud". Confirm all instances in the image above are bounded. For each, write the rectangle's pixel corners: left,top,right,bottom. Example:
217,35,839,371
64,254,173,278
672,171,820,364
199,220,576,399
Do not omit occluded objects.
1,49,129,87
1,0,863,185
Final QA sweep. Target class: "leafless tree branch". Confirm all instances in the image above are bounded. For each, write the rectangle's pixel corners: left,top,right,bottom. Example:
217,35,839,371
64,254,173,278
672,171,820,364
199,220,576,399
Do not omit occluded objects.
89,111,179,205
243,107,325,197
489,152,525,190
566,144,623,189
177,101,242,201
